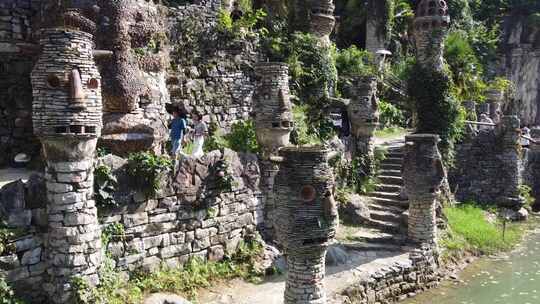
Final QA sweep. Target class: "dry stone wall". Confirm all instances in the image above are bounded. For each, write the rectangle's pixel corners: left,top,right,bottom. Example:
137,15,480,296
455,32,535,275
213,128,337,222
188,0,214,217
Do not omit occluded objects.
0,0,40,166
166,2,260,131
0,148,263,302
451,116,524,209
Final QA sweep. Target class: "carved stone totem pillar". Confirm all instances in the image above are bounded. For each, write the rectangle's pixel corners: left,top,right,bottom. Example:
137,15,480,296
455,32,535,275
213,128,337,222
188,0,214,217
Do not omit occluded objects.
413,0,450,71
347,76,379,173
253,62,294,240
274,147,338,304
32,28,103,303
403,134,445,245
309,0,335,47
495,116,525,209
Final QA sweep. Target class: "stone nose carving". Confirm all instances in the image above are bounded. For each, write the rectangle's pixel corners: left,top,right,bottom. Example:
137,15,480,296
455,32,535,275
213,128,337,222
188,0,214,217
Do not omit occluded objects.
70,69,86,109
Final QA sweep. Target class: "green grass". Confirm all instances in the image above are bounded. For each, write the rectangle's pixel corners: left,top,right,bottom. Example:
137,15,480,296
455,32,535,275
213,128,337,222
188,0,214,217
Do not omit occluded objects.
442,203,524,256
374,127,408,139
75,239,265,304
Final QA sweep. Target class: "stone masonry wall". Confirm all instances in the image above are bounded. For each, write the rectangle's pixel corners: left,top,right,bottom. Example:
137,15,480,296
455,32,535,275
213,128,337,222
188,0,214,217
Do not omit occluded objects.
340,246,440,304
0,0,40,166
166,3,260,131
94,149,262,274
0,149,262,301
451,116,523,208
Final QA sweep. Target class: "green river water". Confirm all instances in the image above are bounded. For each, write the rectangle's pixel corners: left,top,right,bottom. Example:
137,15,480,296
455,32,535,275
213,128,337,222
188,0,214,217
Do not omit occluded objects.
404,230,540,304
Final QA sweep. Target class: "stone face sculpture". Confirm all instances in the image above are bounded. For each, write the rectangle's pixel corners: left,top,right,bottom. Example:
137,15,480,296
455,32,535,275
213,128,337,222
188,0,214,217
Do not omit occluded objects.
413,0,450,70
403,134,445,245
96,0,169,155
31,27,103,303
253,62,294,157
347,76,379,155
309,0,335,47
274,147,338,304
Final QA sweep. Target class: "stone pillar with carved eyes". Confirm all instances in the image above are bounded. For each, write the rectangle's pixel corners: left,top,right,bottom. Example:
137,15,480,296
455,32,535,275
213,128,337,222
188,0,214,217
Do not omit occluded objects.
253,62,294,240
413,0,450,70
403,134,445,245
309,0,336,48
31,28,103,303
274,147,338,304
347,76,379,172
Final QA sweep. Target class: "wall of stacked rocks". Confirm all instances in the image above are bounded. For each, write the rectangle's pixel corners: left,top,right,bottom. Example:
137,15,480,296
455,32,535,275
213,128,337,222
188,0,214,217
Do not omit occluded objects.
0,0,41,166
0,148,263,301
341,246,440,304
450,117,523,209
166,0,260,131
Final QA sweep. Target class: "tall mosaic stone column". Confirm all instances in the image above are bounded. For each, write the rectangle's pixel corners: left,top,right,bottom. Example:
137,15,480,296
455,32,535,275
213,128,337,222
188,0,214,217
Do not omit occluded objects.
309,0,336,48
31,28,103,303
413,0,450,71
253,62,294,240
347,76,379,173
496,116,525,209
274,147,338,304
403,134,445,245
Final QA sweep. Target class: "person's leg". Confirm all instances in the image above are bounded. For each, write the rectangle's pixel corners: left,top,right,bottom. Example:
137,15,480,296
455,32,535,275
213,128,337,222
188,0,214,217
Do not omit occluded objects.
171,138,180,155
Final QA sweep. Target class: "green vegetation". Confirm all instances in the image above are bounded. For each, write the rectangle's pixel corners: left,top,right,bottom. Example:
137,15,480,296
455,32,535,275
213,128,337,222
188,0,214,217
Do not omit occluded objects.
408,63,464,163
126,152,173,197
378,99,406,129
290,105,322,146
215,159,236,192
73,238,265,303
204,120,260,153
217,7,267,39
374,126,407,139
0,221,24,256
0,277,24,304
334,46,377,94
441,203,524,256
94,165,118,209
101,223,126,248
519,185,535,207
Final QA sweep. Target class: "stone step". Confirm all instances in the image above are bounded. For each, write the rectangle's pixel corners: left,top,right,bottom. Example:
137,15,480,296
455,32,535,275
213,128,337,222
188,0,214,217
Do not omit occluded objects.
386,152,404,158
378,169,401,177
370,197,409,209
378,175,403,185
351,229,406,245
343,241,404,252
368,203,407,214
382,157,403,165
360,218,403,233
370,210,402,222
374,184,402,193
380,163,402,171
369,191,401,200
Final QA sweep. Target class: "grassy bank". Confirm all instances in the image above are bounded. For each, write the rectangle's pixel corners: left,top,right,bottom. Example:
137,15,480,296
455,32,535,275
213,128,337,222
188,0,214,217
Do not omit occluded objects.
441,203,525,258
73,239,265,304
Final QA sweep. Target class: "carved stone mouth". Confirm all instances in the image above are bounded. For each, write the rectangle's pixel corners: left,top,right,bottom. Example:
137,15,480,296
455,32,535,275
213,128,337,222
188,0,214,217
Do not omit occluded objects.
54,125,98,135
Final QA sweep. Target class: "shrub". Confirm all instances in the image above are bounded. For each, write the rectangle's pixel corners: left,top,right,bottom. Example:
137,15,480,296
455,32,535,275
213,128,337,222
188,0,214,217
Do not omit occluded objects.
0,278,24,304
94,165,118,209
408,63,464,163
126,152,173,197
290,105,321,146
204,120,260,153
226,120,260,153
378,99,405,128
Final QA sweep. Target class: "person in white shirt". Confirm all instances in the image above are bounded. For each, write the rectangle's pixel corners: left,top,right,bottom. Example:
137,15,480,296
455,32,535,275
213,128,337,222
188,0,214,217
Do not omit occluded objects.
191,111,208,158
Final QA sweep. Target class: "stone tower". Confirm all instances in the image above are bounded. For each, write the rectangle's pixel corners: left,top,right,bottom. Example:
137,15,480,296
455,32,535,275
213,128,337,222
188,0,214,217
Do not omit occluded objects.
413,0,450,70
274,147,338,304
253,62,294,240
309,0,335,47
347,76,380,167
403,134,445,244
31,26,103,303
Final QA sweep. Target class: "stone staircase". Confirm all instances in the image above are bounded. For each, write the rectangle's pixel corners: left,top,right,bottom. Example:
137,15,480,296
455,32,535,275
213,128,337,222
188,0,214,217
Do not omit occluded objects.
364,144,408,234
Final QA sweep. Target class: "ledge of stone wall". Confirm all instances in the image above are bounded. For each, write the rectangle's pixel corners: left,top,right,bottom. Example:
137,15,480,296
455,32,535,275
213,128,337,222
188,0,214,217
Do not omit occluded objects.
340,246,440,304
0,149,263,300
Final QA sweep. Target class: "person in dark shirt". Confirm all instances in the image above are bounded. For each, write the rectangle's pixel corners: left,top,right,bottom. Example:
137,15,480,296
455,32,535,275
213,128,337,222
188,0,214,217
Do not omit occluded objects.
231,1,243,22
170,108,187,156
